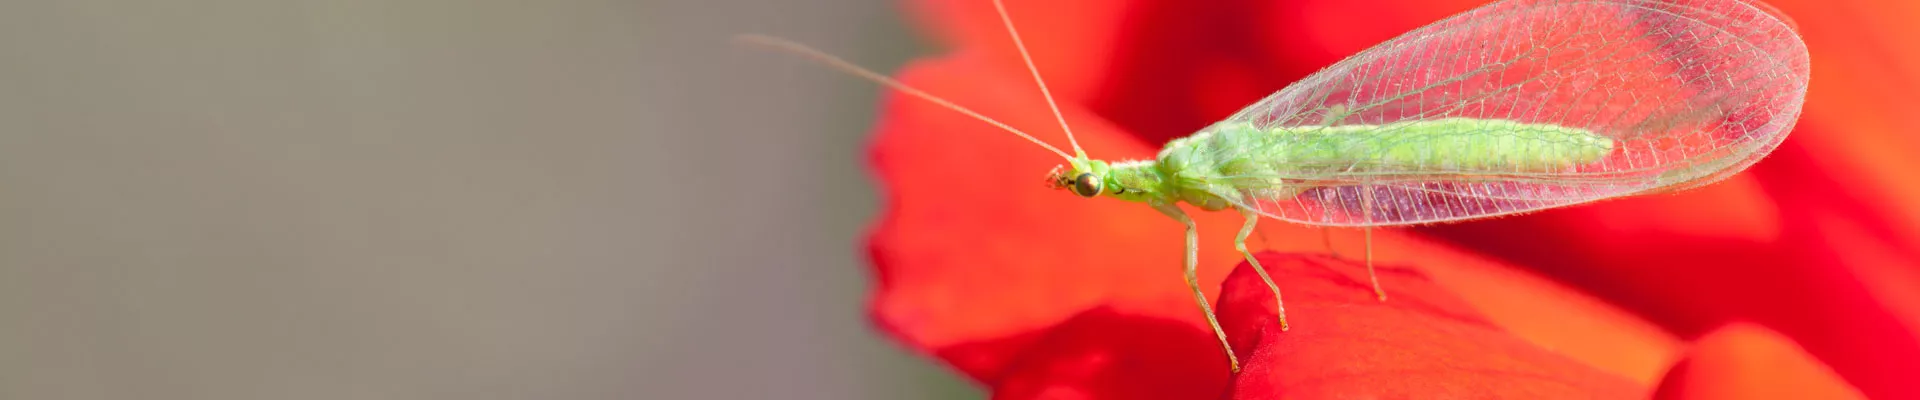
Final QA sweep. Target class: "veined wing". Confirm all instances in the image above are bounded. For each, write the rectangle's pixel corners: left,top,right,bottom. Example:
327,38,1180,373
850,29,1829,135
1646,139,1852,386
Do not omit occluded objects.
1204,0,1808,227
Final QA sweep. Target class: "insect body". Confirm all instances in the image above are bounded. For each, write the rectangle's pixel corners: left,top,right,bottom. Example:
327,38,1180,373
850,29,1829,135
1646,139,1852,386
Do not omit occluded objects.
745,0,1809,373
1043,117,1620,369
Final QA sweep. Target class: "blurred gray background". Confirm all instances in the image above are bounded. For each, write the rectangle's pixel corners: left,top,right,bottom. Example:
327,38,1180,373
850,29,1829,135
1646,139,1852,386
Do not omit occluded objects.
0,0,977,398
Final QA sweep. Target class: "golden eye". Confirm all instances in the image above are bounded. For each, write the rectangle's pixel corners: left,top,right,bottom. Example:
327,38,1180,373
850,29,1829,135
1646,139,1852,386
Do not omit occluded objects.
1071,173,1102,198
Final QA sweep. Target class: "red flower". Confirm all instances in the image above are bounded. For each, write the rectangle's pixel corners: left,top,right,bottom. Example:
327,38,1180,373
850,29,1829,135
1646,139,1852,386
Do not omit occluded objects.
864,0,1910,398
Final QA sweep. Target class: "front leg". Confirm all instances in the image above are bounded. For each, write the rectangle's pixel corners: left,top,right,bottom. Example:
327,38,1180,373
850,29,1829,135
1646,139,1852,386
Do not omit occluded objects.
1150,201,1240,373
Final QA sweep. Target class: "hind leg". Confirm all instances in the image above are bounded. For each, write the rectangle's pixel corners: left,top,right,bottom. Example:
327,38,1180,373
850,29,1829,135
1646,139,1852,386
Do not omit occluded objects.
1359,184,1386,302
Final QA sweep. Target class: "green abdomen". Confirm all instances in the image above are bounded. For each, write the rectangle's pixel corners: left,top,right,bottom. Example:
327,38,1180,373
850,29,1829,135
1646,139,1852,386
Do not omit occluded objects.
1204,118,1615,173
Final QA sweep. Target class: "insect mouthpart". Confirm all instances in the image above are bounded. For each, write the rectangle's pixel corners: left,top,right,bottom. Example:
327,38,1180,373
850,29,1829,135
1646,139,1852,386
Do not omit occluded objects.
1044,165,1071,190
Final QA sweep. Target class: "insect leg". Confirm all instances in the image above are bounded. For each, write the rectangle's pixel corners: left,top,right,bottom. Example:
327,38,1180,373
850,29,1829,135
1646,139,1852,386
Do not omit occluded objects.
1359,185,1387,302
1237,208,1289,331
1152,202,1240,373
1253,222,1274,250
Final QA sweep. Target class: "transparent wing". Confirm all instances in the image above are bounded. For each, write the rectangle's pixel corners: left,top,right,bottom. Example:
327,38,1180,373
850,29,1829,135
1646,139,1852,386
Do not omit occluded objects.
1210,0,1809,227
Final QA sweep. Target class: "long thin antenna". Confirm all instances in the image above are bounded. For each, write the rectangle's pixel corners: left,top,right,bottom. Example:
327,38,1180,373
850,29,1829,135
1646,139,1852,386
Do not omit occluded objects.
992,0,1086,159
733,34,1074,161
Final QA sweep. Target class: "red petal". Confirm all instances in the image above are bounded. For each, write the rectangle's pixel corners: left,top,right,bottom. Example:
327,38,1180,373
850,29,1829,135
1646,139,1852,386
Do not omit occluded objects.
1422,147,1920,400
865,51,1247,381
1087,0,1296,144
1090,0,1920,396
1215,254,1645,399
862,50,1672,389
1088,0,1488,143
987,304,1233,400
1403,0,1920,395
1412,241,1683,385
1652,323,1868,400
903,0,1135,103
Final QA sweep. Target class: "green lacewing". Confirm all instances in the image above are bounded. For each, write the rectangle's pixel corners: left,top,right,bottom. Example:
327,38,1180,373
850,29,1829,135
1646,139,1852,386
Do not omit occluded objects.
741,0,1810,372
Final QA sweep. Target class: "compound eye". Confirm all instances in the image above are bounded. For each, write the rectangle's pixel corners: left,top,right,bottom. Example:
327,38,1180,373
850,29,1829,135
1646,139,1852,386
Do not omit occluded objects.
1071,173,1102,198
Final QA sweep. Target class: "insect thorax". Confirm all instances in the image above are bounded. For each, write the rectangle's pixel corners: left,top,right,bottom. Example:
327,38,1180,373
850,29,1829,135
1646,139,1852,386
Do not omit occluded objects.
1148,128,1261,210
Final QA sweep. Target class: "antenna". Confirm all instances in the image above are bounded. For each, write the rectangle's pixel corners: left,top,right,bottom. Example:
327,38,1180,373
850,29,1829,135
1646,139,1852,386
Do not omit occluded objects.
993,0,1087,159
732,34,1074,161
